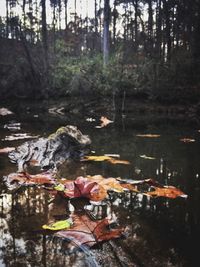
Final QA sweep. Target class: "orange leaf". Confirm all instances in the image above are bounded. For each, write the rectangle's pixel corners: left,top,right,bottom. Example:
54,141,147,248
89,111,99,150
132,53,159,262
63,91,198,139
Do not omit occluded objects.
95,116,113,128
108,158,130,165
146,186,187,199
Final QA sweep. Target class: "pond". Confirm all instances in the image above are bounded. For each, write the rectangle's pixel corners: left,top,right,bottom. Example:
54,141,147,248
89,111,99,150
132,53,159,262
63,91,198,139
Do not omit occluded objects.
0,100,200,267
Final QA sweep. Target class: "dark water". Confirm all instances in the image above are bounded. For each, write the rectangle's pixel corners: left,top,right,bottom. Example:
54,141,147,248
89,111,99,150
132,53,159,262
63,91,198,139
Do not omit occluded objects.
0,102,200,267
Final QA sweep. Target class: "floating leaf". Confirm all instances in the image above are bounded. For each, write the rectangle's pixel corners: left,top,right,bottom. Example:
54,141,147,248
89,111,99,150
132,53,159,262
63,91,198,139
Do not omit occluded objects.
140,154,156,160
2,133,39,141
5,172,56,188
108,158,130,165
0,147,15,153
136,134,161,138
0,107,13,116
147,186,187,199
54,183,65,191
82,155,130,165
56,214,124,247
104,154,120,158
83,155,112,162
180,138,195,143
60,177,98,199
4,122,21,131
42,219,72,231
95,116,113,128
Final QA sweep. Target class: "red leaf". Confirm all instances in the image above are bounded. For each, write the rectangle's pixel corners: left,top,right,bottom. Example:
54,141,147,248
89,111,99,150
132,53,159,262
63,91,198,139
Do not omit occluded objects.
56,214,124,247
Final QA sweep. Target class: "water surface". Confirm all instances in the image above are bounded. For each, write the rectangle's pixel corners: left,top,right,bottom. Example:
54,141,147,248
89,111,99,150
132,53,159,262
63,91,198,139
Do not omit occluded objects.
0,102,200,267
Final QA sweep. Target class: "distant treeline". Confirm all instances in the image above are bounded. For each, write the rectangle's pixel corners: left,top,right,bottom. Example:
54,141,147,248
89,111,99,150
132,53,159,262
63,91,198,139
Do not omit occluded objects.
0,0,200,103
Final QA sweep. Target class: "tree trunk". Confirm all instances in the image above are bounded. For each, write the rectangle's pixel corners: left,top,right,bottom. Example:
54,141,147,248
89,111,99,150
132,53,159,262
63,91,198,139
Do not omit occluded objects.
41,0,48,69
112,0,117,45
147,0,153,54
64,0,68,29
6,0,9,38
103,0,110,66
163,0,171,61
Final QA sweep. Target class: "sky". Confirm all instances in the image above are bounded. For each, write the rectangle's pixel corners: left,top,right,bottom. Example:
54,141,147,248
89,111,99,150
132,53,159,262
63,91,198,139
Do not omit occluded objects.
0,0,115,21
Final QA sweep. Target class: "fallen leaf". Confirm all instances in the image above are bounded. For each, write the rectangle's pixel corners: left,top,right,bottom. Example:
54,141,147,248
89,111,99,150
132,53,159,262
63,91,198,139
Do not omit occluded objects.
2,133,39,141
95,116,113,128
60,176,99,199
0,107,13,116
180,138,195,143
140,154,156,160
104,154,120,158
42,219,72,231
82,155,130,165
56,214,124,247
136,134,161,138
147,186,187,199
108,158,130,165
4,122,21,131
0,147,15,153
5,172,56,188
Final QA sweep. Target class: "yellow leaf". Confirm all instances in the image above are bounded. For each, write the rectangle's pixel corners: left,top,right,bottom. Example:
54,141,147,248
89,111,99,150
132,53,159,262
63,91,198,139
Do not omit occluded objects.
136,134,161,138
82,155,130,165
42,219,72,231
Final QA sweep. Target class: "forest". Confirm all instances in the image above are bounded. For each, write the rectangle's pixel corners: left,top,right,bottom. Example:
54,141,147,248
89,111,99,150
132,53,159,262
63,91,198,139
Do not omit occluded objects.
0,0,200,104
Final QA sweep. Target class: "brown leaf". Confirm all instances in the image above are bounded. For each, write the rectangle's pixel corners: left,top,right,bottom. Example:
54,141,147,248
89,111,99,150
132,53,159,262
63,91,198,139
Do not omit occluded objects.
0,147,15,153
5,172,56,187
136,134,161,138
56,214,124,247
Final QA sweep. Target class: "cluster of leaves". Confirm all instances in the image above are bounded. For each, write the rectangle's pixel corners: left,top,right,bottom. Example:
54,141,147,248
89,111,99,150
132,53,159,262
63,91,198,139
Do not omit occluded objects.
4,170,187,248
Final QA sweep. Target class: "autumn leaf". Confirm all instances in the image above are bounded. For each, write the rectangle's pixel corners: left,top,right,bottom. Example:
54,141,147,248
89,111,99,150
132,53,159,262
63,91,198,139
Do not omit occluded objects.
95,116,113,128
55,214,124,247
118,178,187,199
60,176,99,199
57,175,139,202
42,219,72,231
140,154,156,160
5,172,56,188
136,134,161,138
0,147,15,153
82,155,130,165
0,107,13,116
180,138,195,143
146,186,187,199
2,133,39,141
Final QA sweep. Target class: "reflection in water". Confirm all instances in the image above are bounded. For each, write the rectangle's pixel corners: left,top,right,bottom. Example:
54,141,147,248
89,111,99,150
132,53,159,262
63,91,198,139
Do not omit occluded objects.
0,106,200,266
